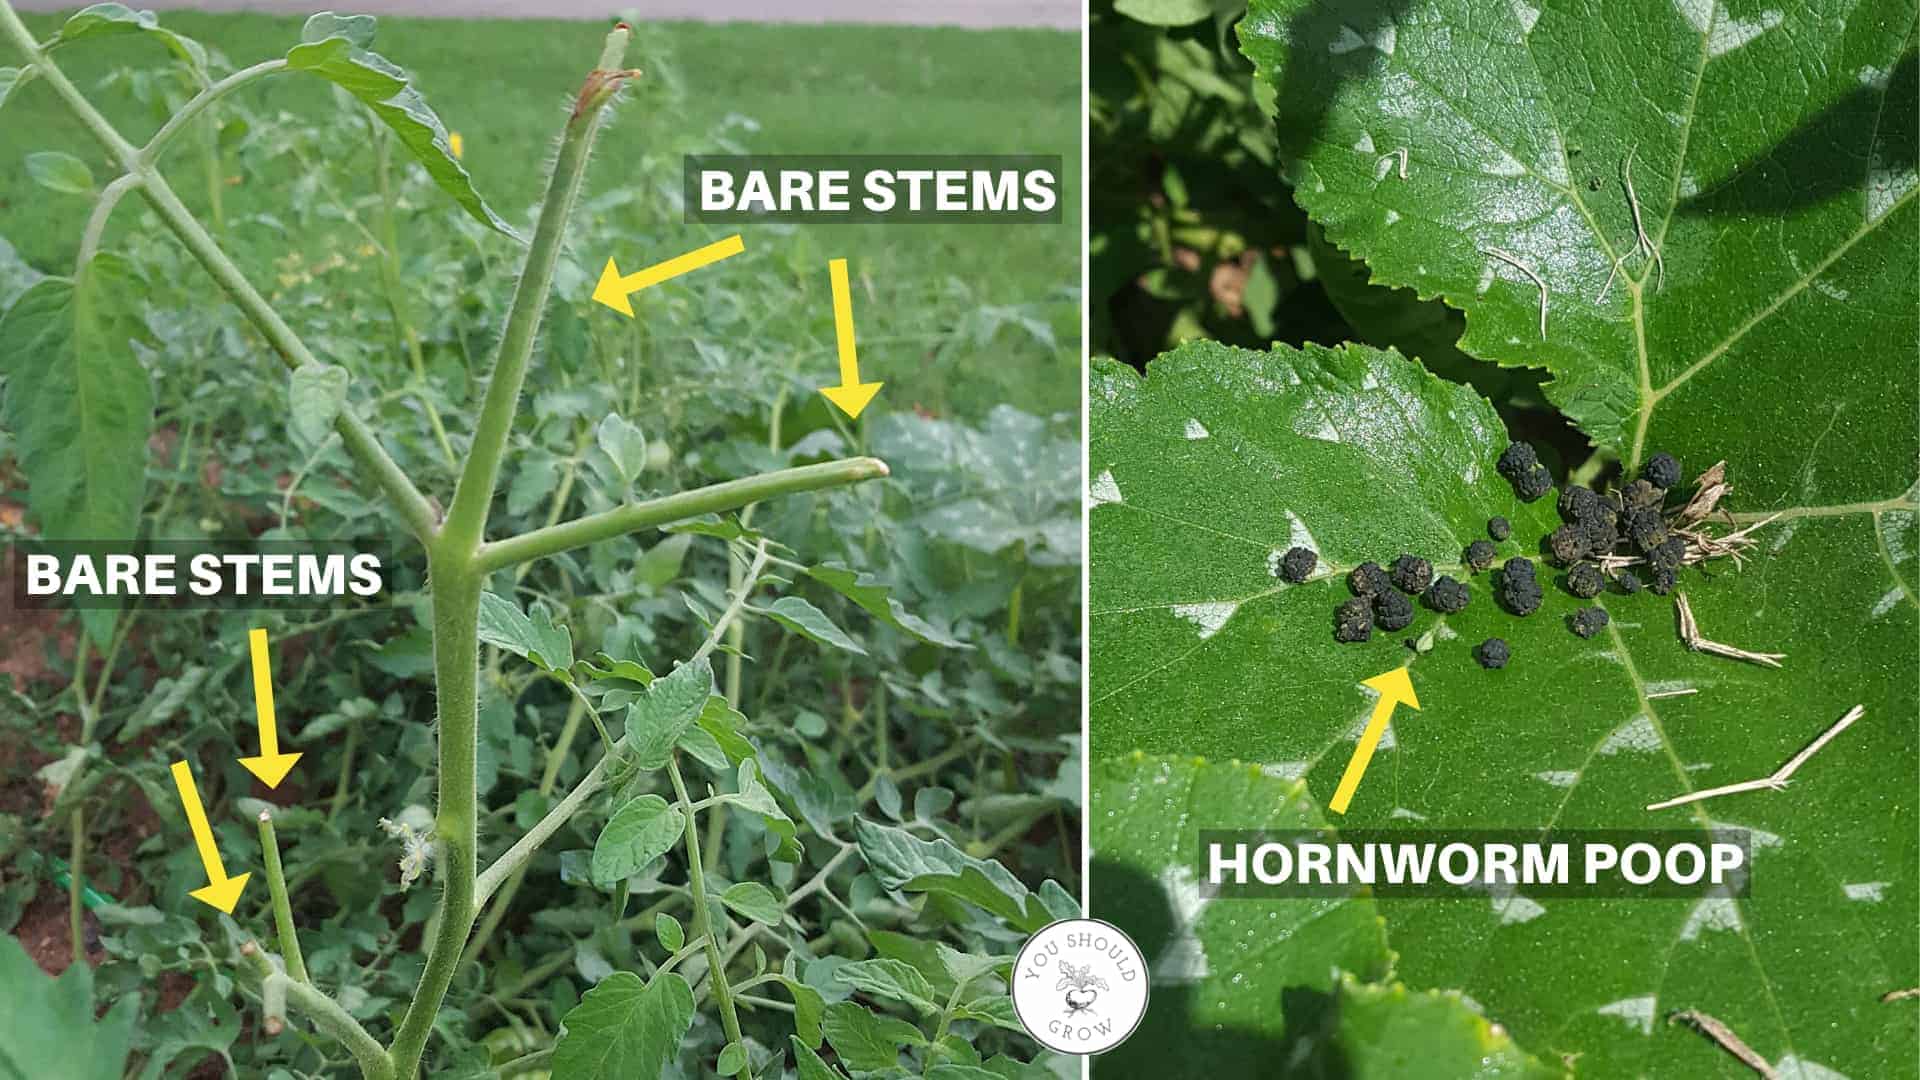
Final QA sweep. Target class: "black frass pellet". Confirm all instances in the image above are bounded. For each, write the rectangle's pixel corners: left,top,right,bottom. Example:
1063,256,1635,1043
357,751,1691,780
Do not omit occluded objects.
1465,539,1497,572
1548,523,1590,566
1498,559,1544,616
1335,598,1374,643
1488,516,1512,541
1648,564,1678,595
1566,561,1605,599
1642,451,1681,490
1626,508,1667,551
1424,575,1471,613
1373,590,1415,631
1558,484,1606,523
1391,554,1433,594
1568,606,1610,639
1515,466,1553,503
1280,546,1317,584
1622,478,1665,512
1613,569,1642,594
1496,442,1540,481
1476,638,1510,669
1349,561,1391,597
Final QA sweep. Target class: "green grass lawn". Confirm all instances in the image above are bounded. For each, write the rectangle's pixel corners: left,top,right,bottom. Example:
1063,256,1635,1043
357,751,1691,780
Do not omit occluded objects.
1,9,1081,416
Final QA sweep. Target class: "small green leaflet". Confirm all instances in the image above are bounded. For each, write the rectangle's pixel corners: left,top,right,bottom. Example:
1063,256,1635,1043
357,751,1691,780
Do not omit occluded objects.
764,596,868,655
551,970,695,1080
852,818,1073,933
25,151,92,195
807,564,970,648
654,912,685,952
596,411,648,488
590,794,684,886
821,1001,924,1072
51,3,208,72
476,592,574,674
623,658,714,769
791,1036,849,1080
0,256,153,545
288,362,349,448
836,958,941,1015
285,13,517,238
719,881,784,926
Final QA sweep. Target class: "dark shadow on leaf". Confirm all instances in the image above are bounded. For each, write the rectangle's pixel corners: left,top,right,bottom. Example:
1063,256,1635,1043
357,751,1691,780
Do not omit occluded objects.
1089,857,1352,1079
1677,50,1915,217
1250,0,1414,166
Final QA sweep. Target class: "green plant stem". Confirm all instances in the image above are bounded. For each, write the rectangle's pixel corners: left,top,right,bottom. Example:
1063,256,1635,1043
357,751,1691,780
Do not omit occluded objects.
475,458,889,574
239,943,393,1079
141,59,286,164
442,30,629,555
466,695,587,965
387,564,477,1077
257,811,308,983
497,1049,554,1077
474,751,612,906
668,757,753,1080
76,173,141,271
0,4,437,541
67,806,84,970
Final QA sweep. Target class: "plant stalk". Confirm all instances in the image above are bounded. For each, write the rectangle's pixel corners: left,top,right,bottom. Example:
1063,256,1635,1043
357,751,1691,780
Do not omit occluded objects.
257,811,308,983
669,757,753,1080
475,457,889,574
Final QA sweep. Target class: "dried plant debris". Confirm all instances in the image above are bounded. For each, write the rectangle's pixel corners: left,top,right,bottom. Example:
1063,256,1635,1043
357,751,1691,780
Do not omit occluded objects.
1279,545,1317,584
1882,988,1920,1004
1646,705,1864,811
1675,592,1785,668
1668,1010,1774,1078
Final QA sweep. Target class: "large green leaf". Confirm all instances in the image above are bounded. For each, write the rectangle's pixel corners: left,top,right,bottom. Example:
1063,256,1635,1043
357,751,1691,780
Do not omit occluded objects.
853,817,1072,933
0,935,140,1080
0,256,152,542
551,970,695,1079
1090,754,1397,1078
1089,343,1918,1076
1241,0,1918,499
285,13,516,238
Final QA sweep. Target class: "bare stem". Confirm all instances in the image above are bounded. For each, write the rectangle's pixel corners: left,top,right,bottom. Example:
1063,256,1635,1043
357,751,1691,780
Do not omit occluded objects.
257,811,308,983
475,458,889,574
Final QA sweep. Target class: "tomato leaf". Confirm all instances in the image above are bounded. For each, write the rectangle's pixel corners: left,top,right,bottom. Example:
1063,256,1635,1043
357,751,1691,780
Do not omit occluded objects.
764,596,869,656
1090,341,1917,1076
0,935,139,1080
0,256,152,543
551,970,695,1079
1239,0,1917,497
590,794,684,886
286,13,517,238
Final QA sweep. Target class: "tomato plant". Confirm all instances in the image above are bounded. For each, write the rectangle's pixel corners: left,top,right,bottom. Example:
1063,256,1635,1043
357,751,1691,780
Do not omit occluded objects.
0,6,1081,1078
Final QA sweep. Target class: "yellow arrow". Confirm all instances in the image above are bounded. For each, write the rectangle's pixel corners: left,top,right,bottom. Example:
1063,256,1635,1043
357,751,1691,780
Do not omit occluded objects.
819,257,883,419
591,234,746,317
1328,666,1420,815
238,628,301,788
170,760,250,913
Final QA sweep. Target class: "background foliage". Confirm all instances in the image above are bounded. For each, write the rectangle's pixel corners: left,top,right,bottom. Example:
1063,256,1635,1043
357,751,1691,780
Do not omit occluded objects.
0,8,1082,1078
